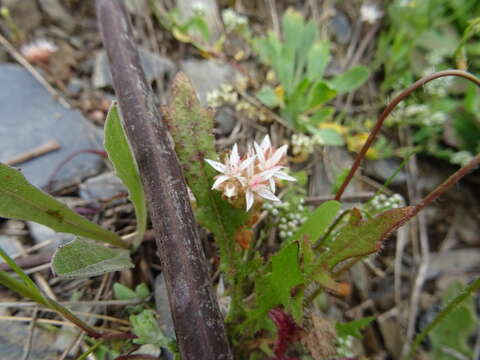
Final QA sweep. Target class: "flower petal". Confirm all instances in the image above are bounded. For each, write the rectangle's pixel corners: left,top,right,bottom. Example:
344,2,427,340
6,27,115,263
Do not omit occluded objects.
230,143,240,167
269,177,276,192
224,184,236,198
245,190,254,211
211,175,230,189
268,144,288,167
274,171,296,182
239,155,256,171
255,187,280,202
254,141,265,163
205,159,226,173
260,135,271,151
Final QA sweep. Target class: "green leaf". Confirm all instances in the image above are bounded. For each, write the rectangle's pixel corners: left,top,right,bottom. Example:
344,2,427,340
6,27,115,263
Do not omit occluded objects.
114,282,150,301
104,103,147,247
307,42,330,80
130,309,178,354
0,245,37,292
113,282,138,301
290,200,341,243
164,73,247,267
307,127,345,146
253,243,304,324
256,85,280,108
52,238,133,278
307,81,337,109
329,66,370,94
309,107,335,126
336,317,374,339
0,163,126,248
318,207,413,270
430,282,477,360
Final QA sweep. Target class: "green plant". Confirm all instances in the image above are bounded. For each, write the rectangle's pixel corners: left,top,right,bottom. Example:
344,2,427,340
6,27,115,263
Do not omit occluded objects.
376,0,480,165
254,9,370,137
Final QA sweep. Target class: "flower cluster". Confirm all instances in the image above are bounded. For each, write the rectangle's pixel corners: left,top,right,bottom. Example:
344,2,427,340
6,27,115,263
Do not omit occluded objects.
364,193,405,215
207,83,270,123
205,135,296,211
263,198,307,240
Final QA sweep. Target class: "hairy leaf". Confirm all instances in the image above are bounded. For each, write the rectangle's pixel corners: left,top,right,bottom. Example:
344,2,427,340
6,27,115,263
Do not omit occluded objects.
336,317,374,339
329,66,370,93
252,243,304,328
163,73,247,260
104,103,147,247
0,163,126,248
318,207,413,270
52,238,133,278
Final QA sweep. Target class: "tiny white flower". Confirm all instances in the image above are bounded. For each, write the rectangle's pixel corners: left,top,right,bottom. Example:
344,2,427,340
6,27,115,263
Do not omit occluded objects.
360,3,383,24
254,135,296,191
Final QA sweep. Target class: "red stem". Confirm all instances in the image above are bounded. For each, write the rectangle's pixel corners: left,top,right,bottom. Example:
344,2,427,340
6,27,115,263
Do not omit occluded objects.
334,70,480,201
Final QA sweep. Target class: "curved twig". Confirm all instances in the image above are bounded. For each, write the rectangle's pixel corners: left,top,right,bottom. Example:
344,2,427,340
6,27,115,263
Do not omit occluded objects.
335,70,480,201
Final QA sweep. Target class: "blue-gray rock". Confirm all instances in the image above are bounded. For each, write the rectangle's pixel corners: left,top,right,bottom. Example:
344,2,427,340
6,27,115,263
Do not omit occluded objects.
27,222,73,249
93,49,176,89
79,171,127,201
179,59,245,105
330,11,352,44
0,322,58,360
0,64,104,191
0,235,21,262
176,0,223,44
365,158,407,186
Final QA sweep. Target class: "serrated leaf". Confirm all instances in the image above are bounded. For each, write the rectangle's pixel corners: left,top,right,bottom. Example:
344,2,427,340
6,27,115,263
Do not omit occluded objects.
318,207,413,270
0,163,126,248
104,104,147,247
329,66,370,94
254,243,304,324
336,317,374,339
290,200,341,243
164,73,247,260
52,238,133,278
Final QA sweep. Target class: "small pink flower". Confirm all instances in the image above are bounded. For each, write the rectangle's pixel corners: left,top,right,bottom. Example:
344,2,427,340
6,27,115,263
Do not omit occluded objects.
254,135,296,191
205,136,296,211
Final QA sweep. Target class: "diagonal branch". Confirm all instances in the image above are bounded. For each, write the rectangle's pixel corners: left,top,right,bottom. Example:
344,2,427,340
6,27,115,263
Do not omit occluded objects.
96,1,232,359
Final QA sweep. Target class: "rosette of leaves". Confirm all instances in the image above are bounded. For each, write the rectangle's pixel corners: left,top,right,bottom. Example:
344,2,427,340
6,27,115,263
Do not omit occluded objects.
254,9,370,144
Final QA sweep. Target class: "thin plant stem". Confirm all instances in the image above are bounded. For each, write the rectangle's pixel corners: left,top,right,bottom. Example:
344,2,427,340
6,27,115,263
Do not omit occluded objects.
335,70,480,201
407,277,480,359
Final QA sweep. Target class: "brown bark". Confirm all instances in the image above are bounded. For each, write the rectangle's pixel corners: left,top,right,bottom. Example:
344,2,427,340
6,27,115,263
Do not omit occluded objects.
96,1,232,359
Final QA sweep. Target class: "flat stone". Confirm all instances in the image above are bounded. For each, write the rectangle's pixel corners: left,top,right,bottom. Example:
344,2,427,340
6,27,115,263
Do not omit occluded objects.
27,222,73,249
79,171,127,201
0,321,57,360
176,0,224,44
0,235,22,262
179,58,245,105
329,11,352,45
364,158,407,186
0,64,104,191
427,249,480,280
93,49,176,89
